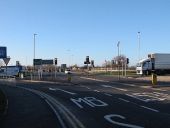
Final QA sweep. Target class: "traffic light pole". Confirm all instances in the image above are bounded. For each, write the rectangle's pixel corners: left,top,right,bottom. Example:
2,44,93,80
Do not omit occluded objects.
125,61,127,77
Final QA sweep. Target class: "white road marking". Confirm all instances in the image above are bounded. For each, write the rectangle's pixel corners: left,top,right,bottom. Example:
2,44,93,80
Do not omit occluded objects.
126,94,149,102
140,106,159,113
104,93,112,97
151,88,167,91
118,98,130,103
101,85,128,92
122,83,136,87
71,97,108,108
80,85,91,90
80,77,109,82
104,114,144,128
49,88,76,95
130,92,168,102
94,90,100,92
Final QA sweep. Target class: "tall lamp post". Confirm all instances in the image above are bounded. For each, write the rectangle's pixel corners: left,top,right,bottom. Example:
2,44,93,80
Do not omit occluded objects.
138,32,141,61
34,33,37,61
117,41,120,80
33,33,37,79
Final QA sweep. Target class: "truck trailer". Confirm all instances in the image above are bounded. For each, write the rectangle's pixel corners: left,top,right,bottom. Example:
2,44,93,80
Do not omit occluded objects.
136,53,170,75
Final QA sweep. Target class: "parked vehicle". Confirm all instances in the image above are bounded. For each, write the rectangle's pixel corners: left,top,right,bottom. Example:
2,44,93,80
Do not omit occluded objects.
136,53,170,75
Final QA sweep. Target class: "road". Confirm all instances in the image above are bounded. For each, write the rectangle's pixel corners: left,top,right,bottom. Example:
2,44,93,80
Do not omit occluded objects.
1,73,170,128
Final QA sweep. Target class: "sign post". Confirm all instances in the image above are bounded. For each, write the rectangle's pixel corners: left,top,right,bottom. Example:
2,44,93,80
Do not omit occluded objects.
3,57,10,77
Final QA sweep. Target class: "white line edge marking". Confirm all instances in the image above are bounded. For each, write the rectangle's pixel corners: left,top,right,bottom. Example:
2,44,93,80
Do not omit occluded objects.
45,99,67,128
118,98,130,103
140,106,159,113
49,88,76,95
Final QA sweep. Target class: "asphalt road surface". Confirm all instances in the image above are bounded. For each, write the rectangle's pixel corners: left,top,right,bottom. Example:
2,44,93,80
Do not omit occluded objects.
1,74,170,128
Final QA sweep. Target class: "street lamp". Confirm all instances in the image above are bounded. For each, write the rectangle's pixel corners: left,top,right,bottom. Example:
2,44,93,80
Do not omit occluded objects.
34,33,37,61
138,32,141,61
117,41,120,80
33,33,37,79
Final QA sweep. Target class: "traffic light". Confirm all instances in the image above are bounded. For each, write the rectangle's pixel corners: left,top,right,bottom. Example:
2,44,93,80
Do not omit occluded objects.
86,56,90,63
126,58,129,64
91,60,94,67
54,58,57,65
111,60,115,65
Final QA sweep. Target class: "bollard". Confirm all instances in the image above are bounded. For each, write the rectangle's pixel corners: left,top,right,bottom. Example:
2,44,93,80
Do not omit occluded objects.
67,74,72,82
152,73,157,86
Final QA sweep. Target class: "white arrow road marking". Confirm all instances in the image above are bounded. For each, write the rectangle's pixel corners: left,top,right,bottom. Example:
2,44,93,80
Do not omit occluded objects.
49,88,77,95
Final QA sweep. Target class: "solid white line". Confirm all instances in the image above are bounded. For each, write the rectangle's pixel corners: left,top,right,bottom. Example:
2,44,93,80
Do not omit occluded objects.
140,106,159,113
45,99,67,128
104,93,112,96
118,98,130,103
49,88,76,95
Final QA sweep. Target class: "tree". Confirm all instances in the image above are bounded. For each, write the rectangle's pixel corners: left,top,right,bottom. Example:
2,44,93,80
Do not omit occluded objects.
114,55,127,66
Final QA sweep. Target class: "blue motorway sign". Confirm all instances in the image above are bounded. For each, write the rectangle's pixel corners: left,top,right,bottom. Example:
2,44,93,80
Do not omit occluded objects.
0,47,7,58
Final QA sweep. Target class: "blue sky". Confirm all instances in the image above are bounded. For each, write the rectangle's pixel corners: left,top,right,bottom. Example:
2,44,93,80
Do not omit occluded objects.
0,0,170,66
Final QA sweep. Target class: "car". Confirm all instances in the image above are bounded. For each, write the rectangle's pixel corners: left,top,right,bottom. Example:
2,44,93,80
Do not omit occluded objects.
65,69,71,74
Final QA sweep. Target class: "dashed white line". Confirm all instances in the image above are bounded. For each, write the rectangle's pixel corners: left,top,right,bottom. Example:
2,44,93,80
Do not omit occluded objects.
118,98,130,103
80,85,91,90
49,88,76,95
80,77,109,82
122,83,136,87
104,93,112,97
140,106,159,113
101,85,128,92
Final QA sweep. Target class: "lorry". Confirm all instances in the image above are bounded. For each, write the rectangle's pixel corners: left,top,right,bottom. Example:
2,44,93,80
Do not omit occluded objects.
0,66,26,77
60,64,67,72
136,53,170,75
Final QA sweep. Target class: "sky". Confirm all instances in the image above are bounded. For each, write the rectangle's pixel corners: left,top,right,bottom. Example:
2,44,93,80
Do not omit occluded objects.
0,0,170,66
